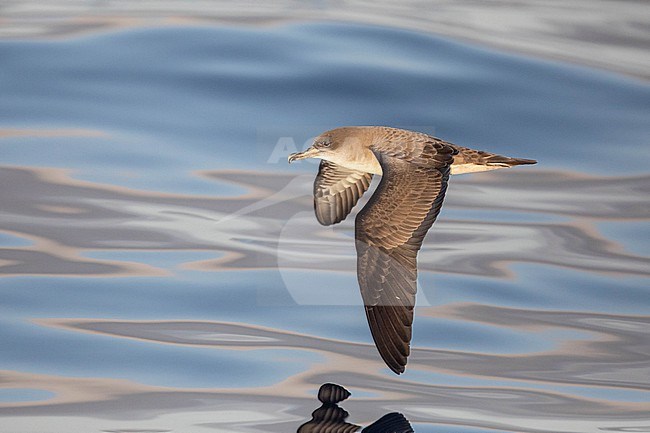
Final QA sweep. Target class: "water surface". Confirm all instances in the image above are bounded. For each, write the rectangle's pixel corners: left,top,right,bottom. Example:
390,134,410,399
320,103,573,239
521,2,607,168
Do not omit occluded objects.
0,20,649,433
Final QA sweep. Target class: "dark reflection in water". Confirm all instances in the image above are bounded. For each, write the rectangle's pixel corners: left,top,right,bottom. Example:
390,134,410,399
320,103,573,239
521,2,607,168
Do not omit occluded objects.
298,383,413,433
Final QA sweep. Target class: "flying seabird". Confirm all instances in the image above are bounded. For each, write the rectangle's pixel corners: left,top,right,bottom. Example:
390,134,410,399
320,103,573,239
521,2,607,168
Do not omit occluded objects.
288,126,536,374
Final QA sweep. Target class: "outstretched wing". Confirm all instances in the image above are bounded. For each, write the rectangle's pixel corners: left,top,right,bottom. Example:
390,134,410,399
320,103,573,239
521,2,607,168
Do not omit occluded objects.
314,160,373,226
355,141,455,374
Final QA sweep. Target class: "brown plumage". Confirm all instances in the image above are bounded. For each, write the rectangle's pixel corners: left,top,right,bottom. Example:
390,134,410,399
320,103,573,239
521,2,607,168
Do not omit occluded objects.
289,126,536,374
314,161,373,226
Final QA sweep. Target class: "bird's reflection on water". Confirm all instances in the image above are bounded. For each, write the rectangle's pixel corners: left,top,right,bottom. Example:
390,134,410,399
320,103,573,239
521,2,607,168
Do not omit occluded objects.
298,383,413,433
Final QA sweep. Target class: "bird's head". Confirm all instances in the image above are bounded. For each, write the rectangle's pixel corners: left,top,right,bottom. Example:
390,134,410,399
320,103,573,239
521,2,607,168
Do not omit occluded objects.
287,134,335,163
287,127,366,164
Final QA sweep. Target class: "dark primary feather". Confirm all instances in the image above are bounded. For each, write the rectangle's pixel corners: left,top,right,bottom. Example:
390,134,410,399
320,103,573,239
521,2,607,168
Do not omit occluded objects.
314,160,373,226
355,141,455,374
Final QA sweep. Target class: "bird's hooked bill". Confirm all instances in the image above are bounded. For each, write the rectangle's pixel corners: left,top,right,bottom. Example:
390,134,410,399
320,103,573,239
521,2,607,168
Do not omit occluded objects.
288,147,319,163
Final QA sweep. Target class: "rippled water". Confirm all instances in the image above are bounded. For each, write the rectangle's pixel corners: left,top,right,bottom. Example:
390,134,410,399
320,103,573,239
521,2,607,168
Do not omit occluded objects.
0,18,649,433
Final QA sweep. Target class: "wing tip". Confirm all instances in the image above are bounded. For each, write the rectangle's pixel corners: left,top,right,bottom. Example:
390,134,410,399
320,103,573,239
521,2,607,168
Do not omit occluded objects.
314,206,338,226
315,214,332,226
366,306,411,375
378,341,408,375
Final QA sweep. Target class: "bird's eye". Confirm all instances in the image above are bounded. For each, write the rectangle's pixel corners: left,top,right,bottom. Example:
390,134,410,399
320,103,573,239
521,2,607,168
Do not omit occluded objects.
318,140,331,148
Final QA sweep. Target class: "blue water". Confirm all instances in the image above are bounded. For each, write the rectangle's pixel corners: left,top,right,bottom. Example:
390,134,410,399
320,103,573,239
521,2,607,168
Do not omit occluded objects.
0,22,649,433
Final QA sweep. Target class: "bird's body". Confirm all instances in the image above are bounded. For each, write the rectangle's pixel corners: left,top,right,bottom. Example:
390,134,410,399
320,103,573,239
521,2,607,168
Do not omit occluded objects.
288,126,536,374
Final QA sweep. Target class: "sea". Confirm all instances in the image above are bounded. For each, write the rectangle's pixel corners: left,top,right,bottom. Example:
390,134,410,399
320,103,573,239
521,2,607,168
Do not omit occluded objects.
0,4,649,432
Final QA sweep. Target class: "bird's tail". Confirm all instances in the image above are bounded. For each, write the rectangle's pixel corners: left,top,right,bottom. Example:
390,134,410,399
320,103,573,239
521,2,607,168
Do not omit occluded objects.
486,155,538,167
450,145,536,174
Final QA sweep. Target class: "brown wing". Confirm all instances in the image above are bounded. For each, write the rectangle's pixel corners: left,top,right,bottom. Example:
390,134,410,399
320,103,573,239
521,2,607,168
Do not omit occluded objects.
314,160,373,226
355,142,455,374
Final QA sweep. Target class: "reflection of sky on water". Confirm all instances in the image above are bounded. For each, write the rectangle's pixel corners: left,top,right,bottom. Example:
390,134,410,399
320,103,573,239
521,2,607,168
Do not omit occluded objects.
0,232,33,247
0,14,649,433
421,267,650,313
2,24,650,179
0,389,54,403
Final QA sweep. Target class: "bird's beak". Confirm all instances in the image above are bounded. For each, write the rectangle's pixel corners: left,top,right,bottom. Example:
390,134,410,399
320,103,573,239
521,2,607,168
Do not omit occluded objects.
288,146,319,163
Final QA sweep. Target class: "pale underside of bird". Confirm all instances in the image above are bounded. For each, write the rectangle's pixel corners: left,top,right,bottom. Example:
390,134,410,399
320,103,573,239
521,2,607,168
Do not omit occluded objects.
288,126,536,374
